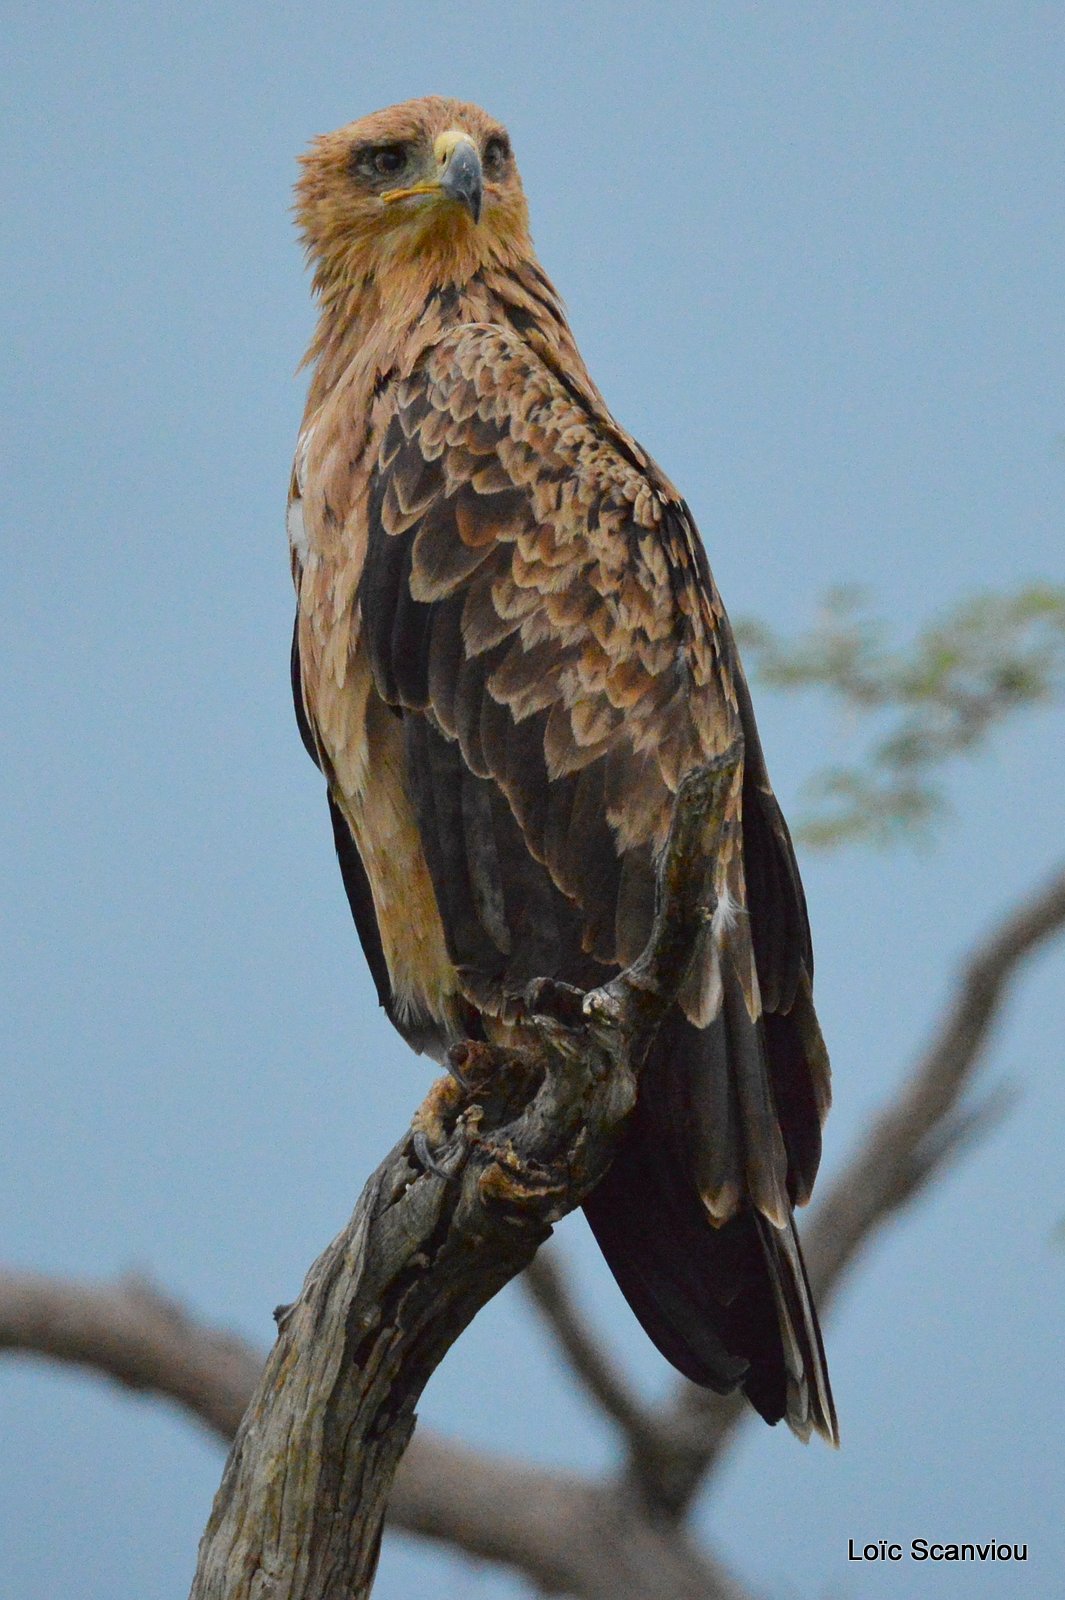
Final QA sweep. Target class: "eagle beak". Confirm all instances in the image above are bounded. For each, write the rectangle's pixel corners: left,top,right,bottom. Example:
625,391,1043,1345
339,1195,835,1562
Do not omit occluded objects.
380,131,483,224
437,135,483,223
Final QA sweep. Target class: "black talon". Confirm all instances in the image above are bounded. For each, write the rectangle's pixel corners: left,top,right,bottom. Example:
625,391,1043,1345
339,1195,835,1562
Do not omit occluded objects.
412,1129,456,1180
523,976,587,1028
445,1043,472,1091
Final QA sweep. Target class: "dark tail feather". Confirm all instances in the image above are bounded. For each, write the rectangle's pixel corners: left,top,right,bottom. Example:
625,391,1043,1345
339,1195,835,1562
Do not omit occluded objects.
582,1008,838,1443
754,1210,837,1441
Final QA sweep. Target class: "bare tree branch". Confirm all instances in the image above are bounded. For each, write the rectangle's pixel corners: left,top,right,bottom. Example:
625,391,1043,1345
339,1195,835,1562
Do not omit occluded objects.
805,861,1065,1300
522,1253,664,1456
1,759,756,1600
8,832,1060,1591
0,1268,751,1599
522,1251,725,1516
394,1436,758,1600
0,1271,588,1583
656,861,1065,1511
0,1269,261,1441
184,757,739,1600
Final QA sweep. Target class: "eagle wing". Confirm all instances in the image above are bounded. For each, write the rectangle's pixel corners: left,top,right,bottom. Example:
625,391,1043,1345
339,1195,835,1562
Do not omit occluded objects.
352,323,825,1204
293,321,834,1436
364,324,734,962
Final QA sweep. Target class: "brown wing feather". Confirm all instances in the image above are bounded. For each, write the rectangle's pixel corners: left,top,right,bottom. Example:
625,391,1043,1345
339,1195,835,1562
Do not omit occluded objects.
360,324,741,983
310,320,834,1438
358,326,833,1234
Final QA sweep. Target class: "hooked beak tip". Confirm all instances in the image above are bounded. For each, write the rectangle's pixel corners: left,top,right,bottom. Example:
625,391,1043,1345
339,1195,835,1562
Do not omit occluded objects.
440,139,483,224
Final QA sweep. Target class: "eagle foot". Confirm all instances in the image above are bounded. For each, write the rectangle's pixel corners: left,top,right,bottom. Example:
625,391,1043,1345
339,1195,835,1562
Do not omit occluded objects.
445,1039,513,1095
410,1072,469,1180
412,1033,564,1193
411,1043,540,1181
520,977,588,1030
412,1127,464,1181
444,1043,473,1091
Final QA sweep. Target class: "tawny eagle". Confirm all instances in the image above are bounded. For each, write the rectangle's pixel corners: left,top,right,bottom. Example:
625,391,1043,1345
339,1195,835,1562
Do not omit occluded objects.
289,96,837,1443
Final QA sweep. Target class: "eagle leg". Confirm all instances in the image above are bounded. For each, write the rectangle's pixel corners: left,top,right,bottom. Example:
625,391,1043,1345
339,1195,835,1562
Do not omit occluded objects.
410,1042,540,1180
410,1038,554,1184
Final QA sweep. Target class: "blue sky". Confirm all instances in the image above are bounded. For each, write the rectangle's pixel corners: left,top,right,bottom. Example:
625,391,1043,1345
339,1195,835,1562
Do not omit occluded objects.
3,4,1063,1597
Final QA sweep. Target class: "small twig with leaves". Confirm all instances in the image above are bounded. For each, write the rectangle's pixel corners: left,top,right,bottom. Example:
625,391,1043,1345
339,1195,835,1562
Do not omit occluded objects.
737,583,1065,846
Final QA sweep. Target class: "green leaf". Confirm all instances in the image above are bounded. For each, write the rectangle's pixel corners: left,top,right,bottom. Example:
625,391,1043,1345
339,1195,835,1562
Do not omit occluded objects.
737,583,1065,851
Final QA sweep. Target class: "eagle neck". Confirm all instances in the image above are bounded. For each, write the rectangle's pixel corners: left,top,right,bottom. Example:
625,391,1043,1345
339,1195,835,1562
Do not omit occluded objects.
303,250,594,421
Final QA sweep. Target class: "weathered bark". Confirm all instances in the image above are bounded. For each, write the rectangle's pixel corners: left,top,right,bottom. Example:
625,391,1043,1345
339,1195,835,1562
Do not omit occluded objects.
188,755,739,1599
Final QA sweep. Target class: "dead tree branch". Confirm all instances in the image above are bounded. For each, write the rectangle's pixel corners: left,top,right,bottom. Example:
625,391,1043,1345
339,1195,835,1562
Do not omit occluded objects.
184,753,739,1600
522,1250,716,1513
522,1251,667,1461
0,1269,260,1441
392,1434,758,1600
805,862,1065,1297
0,1269,749,1599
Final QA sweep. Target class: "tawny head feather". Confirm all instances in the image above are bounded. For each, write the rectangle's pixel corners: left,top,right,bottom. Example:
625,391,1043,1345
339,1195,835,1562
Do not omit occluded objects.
296,97,532,298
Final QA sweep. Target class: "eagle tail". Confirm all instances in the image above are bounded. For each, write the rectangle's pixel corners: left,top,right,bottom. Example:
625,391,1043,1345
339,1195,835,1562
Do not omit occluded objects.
581,998,838,1444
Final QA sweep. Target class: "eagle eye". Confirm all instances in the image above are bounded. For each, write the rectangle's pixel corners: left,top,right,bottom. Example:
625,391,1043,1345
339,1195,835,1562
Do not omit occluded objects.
483,134,511,178
352,142,410,184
